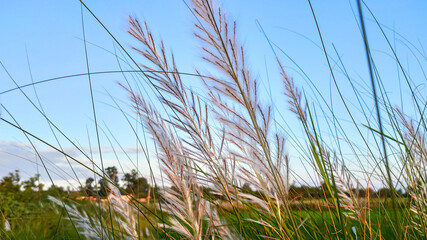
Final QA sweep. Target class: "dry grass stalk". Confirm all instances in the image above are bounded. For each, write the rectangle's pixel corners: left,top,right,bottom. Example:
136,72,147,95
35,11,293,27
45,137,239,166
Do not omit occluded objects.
126,13,239,238
49,181,138,240
128,15,237,202
333,160,372,235
125,0,301,237
187,0,306,238
396,109,427,235
124,85,235,239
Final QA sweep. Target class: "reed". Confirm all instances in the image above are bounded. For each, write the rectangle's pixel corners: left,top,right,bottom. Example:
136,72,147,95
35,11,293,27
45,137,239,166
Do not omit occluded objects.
1,0,426,239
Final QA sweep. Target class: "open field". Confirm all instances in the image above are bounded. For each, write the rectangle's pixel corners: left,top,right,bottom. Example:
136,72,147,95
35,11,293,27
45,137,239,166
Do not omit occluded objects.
0,196,419,239
1,0,427,239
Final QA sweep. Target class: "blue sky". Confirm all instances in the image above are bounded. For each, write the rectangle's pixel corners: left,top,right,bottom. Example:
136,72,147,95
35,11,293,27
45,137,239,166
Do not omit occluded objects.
0,0,426,188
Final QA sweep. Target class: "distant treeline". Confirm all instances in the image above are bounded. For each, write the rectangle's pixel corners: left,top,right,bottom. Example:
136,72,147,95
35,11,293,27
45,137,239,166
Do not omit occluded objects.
0,167,155,201
204,182,408,200
0,168,407,202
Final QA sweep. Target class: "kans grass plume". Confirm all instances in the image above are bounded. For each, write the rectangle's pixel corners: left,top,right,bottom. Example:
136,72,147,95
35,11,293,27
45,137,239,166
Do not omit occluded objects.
33,0,427,239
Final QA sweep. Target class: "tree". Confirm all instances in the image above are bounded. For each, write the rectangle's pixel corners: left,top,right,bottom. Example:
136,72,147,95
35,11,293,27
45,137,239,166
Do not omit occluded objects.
133,177,149,197
99,166,119,197
105,166,119,183
46,185,65,196
84,177,95,196
377,187,392,198
0,170,44,203
22,174,40,192
122,169,138,193
241,182,254,194
0,170,21,193
122,169,150,197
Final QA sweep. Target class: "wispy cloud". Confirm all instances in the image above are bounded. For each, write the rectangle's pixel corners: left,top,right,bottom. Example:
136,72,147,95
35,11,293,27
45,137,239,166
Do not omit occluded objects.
0,140,98,185
0,140,157,188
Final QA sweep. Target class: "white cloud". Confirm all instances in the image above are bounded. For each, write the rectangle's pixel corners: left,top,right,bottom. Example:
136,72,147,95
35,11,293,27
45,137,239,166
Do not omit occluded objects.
0,140,158,189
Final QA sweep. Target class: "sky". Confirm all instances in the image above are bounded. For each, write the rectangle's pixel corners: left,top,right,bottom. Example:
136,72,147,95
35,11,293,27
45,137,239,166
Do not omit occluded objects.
0,0,426,188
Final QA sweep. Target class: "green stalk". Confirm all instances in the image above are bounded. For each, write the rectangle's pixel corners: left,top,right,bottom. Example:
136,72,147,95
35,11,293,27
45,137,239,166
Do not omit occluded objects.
356,0,401,239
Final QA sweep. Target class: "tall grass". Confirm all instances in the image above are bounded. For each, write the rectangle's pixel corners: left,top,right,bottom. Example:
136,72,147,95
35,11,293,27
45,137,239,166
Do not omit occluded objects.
1,0,426,239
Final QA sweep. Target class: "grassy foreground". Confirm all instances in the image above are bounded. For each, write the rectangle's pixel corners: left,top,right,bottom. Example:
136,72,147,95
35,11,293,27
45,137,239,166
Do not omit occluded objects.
1,0,427,239
0,192,418,239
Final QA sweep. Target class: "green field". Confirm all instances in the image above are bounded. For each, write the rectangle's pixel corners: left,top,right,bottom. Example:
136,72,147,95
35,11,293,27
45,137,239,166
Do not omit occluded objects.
1,0,426,239
0,193,423,239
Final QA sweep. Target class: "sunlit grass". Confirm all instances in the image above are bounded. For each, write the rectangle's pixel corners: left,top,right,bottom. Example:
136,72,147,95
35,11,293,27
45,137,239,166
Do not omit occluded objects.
1,0,426,239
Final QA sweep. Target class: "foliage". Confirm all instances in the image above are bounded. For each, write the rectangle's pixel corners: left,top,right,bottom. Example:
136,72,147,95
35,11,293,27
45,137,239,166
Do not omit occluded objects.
2,0,427,239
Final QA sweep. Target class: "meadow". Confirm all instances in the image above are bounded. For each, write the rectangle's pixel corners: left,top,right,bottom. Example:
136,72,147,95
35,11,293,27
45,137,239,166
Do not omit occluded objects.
1,0,426,239
0,174,416,239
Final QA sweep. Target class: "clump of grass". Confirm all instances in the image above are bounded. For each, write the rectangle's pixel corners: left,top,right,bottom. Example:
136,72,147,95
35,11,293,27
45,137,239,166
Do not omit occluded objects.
50,181,138,239
120,0,426,239
2,0,426,239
